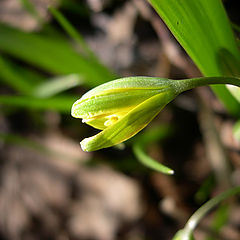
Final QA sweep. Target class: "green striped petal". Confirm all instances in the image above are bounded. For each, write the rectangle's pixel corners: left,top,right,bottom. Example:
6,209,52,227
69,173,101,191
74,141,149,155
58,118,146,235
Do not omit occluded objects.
80,90,176,151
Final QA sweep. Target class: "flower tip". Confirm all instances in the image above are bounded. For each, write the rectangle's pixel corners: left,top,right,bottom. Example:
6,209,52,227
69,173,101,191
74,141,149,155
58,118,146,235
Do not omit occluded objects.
80,135,97,152
80,139,89,152
168,169,175,175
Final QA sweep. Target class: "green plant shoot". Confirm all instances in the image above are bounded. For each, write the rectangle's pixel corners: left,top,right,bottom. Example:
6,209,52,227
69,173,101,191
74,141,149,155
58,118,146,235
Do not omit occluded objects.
72,76,240,152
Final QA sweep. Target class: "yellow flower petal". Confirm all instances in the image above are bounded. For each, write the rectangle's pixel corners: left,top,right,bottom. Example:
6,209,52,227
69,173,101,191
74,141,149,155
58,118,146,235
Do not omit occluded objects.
80,90,176,151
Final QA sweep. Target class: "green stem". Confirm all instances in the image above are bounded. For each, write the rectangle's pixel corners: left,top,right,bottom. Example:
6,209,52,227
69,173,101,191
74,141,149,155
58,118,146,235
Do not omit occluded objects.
174,76,240,93
180,186,240,240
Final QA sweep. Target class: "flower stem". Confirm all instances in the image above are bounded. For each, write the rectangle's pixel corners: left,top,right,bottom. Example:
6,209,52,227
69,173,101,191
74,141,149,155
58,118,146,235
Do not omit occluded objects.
180,186,240,240
174,76,240,93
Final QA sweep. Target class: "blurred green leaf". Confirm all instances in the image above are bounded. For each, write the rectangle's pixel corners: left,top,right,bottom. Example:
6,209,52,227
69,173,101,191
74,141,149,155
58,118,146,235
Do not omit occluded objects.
133,143,174,174
132,125,174,174
20,0,43,23
205,204,229,240
33,74,83,98
59,0,90,16
0,55,41,94
49,7,96,60
0,55,82,97
132,124,173,145
195,175,215,204
233,119,240,141
231,22,240,33
149,0,240,116
0,95,76,113
0,24,115,87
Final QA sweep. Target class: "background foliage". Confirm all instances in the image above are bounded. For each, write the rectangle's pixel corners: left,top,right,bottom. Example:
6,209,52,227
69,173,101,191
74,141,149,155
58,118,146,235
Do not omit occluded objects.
0,0,240,240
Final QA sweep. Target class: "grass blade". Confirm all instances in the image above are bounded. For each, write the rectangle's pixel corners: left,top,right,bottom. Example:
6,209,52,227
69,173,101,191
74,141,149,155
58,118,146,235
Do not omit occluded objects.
0,24,115,87
133,143,174,174
49,7,95,59
33,74,83,98
0,55,38,94
0,95,76,113
132,125,174,174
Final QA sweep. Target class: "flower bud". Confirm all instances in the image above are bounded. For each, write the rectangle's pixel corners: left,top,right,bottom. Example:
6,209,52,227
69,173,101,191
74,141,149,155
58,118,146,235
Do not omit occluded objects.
71,77,180,151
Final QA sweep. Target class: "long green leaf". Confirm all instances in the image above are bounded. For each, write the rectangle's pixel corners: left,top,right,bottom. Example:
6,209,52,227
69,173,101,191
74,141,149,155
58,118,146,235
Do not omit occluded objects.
133,143,174,174
49,7,95,60
0,55,46,93
132,125,174,174
0,95,76,113
33,74,83,98
0,24,115,87
149,0,240,116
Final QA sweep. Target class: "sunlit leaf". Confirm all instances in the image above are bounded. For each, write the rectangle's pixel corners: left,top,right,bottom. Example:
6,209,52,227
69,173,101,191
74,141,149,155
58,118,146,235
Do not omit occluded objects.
149,0,240,116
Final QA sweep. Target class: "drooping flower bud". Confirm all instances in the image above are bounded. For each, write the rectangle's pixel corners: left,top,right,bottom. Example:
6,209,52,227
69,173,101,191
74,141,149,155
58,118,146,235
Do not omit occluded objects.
71,76,181,151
